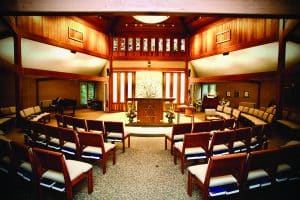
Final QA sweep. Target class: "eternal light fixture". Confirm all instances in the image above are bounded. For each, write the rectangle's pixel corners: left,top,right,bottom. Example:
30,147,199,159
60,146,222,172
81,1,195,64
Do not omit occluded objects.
133,15,169,24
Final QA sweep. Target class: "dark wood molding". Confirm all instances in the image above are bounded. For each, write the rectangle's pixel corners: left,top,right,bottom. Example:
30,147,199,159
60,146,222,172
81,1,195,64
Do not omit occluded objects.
0,30,15,39
189,71,277,83
112,67,185,72
1,0,299,17
22,68,109,82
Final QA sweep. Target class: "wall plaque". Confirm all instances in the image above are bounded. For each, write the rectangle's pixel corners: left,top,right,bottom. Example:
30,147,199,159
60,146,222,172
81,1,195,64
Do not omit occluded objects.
216,29,231,44
68,27,83,42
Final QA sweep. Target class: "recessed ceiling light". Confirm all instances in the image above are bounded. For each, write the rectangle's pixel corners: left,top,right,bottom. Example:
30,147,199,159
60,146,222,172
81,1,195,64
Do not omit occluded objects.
133,16,169,24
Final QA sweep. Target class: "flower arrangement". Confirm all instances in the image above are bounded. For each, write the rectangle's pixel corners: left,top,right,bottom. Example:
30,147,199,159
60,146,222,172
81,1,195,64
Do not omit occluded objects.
126,109,137,123
165,109,175,123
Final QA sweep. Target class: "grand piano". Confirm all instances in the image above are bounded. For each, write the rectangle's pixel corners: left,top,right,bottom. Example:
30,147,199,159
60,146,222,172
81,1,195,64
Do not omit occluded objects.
50,97,76,116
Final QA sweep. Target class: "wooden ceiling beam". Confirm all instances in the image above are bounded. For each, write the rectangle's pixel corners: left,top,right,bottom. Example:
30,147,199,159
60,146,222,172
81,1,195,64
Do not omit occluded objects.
189,71,277,83
1,0,300,17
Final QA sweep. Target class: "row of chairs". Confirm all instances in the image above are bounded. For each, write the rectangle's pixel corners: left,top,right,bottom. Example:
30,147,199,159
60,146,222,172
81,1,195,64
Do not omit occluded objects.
24,120,116,174
0,137,93,200
187,143,300,200
55,114,130,153
173,126,267,174
165,118,268,154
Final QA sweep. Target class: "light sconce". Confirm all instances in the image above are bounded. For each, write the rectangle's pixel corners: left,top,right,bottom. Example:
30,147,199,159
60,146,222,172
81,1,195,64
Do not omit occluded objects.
147,60,151,67
222,52,229,56
133,15,169,24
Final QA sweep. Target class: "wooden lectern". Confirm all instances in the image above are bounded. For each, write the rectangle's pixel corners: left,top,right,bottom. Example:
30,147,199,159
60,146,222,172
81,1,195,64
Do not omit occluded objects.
127,98,174,123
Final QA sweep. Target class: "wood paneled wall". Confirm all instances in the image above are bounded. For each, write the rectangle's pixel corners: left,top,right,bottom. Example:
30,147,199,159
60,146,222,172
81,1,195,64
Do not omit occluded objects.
216,82,259,108
18,16,109,58
260,80,277,107
22,77,37,108
0,69,15,107
190,18,279,59
37,79,80,107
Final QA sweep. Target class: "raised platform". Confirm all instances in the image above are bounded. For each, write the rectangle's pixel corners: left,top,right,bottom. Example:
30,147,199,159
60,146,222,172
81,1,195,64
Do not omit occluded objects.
126,122,173,127
125,126,172,137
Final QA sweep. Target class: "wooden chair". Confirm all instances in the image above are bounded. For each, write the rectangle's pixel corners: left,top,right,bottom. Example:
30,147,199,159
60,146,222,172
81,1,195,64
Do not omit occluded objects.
232,127,252,153
209,130,233,156
44,125,61,151
31,122,47,147
104,121,130,153
275,143,300,183
165,123,192,155
249,125,264,151
188,152,247,200
0,137,12,175
63,115,74,129
86,119,104,134
32,147,93,200
173,132,210,174
77,131,116,174
72,117,87,132
223,118,236,130
55,114,64,128
192,121,210,133
10,141,36,186
58,128,80,159
209,119,224,133
242,148,278,193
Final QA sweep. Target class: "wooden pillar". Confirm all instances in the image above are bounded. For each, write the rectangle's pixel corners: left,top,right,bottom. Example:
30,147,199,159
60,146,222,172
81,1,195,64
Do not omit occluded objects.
257,81,261,108
276,19,286,119
108,34,113,112
14,34,22,127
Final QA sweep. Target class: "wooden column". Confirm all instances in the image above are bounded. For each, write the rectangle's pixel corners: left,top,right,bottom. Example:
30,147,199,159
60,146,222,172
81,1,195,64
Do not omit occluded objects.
108,34,113,112
14,34,22,127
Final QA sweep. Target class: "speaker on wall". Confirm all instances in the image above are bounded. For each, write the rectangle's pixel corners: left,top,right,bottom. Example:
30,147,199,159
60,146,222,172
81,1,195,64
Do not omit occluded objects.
106,68,110,76
188,69,191,77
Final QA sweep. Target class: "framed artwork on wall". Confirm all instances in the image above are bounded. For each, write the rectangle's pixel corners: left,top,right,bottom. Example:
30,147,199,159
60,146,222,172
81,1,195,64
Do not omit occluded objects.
244,91,249,98
226,91,231,97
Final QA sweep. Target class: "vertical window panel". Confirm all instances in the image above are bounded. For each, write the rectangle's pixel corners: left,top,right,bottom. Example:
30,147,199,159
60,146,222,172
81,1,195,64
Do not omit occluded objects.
128,72,132,98
202,84,208,99
120,73,125,103
120,38,126,51
158,38,163,52
136,38,141,51
80,82,87,105
128,38,133,51
173,38,178,52
180,38,185,52
165,73,170,98
151,38,155,51
180,72,185,104
166,38,170,52
173,73,178,103
143,38,148,52
113,72,118,103
113,38,118,51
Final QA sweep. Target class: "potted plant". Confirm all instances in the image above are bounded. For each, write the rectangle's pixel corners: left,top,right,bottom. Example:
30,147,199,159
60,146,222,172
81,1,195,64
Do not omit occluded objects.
165,109,175,123
126,109,137,123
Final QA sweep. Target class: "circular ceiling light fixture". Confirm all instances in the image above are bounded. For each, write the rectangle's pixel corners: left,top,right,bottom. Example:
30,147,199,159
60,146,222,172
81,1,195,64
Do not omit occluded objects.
133,15,169,24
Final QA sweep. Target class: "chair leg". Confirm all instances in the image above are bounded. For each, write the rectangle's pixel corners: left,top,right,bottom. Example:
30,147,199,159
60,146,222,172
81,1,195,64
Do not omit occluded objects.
171,142,174,155
187,171,193,196
112,148,116,165
66,186,73,200
165,136,167,150
122,140,125,153
87,169,93,194
128,135,130,148
173,149,177,164
102,156,107,174
180,155,185,174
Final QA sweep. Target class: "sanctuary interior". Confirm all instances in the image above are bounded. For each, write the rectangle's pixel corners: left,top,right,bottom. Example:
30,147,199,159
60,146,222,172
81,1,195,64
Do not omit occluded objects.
1,1,300,200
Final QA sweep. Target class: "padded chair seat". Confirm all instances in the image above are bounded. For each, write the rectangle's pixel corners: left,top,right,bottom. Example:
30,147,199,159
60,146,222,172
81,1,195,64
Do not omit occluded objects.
82,143,115,159
48,138,60,150
209,140,230,155
188,164,239,197
233,141,247,152
165,132,184,141
107,132,128,141
174,142,207,159
36,134,47,145
277,120,300,130
41,159,92,188
76,127,86,132
247,169,271,189
62,142,77,155
17,161,32,181
0,156,11,173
